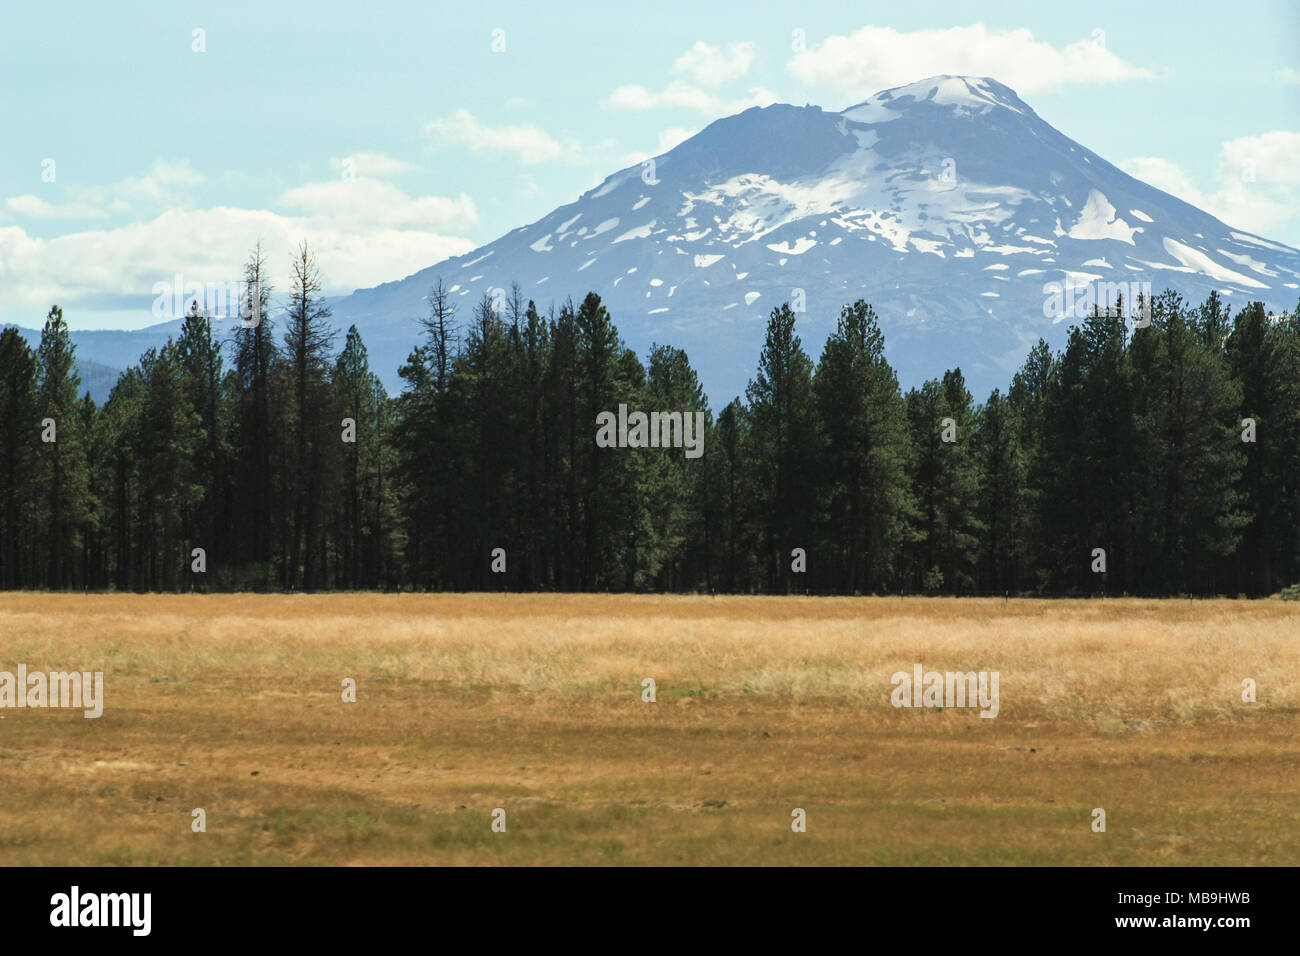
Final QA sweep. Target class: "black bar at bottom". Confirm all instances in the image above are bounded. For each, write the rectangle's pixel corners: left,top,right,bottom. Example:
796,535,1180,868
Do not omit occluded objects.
0,865,1283,942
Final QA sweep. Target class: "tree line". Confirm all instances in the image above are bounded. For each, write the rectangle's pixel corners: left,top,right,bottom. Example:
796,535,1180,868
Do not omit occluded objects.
1,241,1297,596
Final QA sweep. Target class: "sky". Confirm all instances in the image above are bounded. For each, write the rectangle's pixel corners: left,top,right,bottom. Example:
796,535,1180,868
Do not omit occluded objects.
2,0,1297,330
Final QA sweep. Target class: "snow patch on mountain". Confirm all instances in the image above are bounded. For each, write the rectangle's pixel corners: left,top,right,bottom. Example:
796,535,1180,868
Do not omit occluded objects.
613,221,655,243
304,74,1300,405
1068,190,1138,244
1162,238,1269,288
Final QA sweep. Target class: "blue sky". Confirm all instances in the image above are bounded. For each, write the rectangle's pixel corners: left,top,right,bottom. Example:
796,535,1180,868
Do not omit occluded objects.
2,0,1297,329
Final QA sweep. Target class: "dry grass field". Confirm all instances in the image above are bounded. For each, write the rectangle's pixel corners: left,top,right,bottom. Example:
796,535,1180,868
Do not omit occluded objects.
0,593,1297,866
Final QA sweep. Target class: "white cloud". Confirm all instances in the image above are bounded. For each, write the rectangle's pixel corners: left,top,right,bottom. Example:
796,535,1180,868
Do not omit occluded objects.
1,159,206,223
329,152,423,177
149,159,204,186
3,195,109,220
1120,131,1300,241
114,158,205,204
607,39,773,116
619,126,700,167
1119,156,1207,205
657,126,697,153
424,109,585,165
607,80,778,114
1217,131,1300,185
609,81,715,112
787,24,1155,99
0,213,477,315
673,41,756,87
280,177,477,231
0,170,480,313
1277,67,1300,85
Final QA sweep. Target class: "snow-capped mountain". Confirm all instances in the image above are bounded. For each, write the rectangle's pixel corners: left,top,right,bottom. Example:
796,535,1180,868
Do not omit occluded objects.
331,75,1300,403
49,75,1300,405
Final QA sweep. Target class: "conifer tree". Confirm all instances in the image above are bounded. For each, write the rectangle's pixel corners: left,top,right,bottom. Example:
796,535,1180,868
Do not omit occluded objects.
35,306,90,588
813,299,912,592
0,329,38,587
745,303,818,592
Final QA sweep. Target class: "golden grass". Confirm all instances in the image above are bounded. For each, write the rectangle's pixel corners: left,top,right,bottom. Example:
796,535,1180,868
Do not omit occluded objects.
0,593,1296,865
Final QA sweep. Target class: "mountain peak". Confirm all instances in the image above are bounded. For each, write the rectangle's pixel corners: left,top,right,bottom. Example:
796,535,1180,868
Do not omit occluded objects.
842,75,1034,122
283,78,1300,411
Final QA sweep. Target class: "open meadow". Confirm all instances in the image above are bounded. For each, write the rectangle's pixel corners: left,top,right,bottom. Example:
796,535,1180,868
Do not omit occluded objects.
0,593,1297,866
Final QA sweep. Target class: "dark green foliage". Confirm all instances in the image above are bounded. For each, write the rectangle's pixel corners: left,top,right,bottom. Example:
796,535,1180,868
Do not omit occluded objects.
4,261,1295,595
813,300,911,593
745,303,818,592
0,327,39,587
